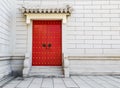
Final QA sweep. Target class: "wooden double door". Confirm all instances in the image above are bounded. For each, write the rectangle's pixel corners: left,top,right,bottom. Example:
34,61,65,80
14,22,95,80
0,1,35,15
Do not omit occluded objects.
32,20,62,66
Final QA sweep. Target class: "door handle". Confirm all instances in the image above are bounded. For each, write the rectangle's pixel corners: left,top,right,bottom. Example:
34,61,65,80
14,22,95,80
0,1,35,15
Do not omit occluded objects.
42,44,46,47
48,43,52,48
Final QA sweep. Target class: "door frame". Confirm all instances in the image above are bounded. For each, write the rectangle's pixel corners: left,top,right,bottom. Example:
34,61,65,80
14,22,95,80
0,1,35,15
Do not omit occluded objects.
26,19,67,67
23,14,69,77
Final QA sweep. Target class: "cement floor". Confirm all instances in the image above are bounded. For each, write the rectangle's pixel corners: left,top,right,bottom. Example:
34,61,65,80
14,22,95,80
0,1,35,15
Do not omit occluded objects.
3,76,120,88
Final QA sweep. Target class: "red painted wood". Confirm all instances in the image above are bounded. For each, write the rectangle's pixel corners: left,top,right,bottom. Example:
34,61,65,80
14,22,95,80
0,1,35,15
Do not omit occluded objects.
32,20,62,66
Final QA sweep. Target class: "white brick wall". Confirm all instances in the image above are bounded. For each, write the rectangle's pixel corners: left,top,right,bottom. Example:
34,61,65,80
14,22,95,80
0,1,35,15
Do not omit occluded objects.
67,0,120,56
69,59,120,75
0,0,14,79
15,0,120,56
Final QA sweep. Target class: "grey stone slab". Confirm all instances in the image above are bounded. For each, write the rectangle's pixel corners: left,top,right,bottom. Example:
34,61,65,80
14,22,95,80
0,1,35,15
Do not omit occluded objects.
98,76,120,88
16,77,33,88
107,76,120,83
8,78,22,84
80,76,105,88
113,76,120,79
41,78,53,88
2,76,120,88
0,77,15,88
63,77,78,88
53,78,66,88
3,77,22,88
71,76,92,88
28,78,42,88
3,83,18,88
88,76,116,88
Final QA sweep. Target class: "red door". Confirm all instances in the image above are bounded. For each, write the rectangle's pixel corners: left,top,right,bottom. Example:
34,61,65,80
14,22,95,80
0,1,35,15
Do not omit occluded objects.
32,20,62,66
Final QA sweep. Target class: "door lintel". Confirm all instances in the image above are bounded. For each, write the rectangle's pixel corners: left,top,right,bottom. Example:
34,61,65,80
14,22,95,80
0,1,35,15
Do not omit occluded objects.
25,14,69,24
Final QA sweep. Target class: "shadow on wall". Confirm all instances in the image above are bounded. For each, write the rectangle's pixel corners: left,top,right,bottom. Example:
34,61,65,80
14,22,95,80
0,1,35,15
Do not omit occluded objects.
10,57,24,77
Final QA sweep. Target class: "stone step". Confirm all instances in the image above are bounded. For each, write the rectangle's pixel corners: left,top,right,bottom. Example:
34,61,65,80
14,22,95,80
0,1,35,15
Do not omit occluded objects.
30,72,63,75
31,68,63,72
29,73,64,78
31,70,63,72
31,66,63,72
29,66,64,77
31,66,62,69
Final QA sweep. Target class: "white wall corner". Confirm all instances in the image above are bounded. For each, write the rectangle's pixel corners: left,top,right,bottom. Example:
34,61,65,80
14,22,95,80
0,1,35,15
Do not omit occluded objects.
64,58,70,77
23,52,32,77
64,68,70,77
23,68,30,77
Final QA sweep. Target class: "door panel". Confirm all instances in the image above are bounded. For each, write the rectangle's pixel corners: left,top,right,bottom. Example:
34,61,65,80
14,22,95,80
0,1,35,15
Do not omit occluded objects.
32,20,62,66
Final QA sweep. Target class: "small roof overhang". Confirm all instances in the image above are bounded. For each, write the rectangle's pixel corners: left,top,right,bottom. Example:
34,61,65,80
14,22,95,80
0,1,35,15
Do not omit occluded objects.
20,4,72,24
20,5,72,15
